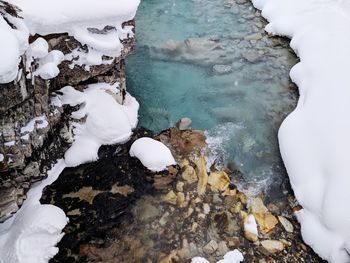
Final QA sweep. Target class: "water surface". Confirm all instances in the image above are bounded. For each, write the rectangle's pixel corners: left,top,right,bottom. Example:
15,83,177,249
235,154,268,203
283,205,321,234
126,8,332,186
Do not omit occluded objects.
126,0,298,197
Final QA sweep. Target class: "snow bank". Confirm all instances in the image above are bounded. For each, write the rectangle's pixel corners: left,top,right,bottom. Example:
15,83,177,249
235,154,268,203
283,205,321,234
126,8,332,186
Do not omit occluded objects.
129,137,176,172
9,0,140,69
192,250,244,263
252,0,350,262
59,83,139,167
0,6,29,83
0,160,68,263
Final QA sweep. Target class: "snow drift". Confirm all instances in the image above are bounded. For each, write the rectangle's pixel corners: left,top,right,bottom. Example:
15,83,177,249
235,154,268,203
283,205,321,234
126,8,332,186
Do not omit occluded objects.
252,0,350,262
59,83,139,167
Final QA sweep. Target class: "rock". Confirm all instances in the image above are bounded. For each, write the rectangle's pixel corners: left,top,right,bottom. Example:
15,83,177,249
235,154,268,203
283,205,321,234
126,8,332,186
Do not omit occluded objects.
63,186,102,205
159,250,179,263
213,64,232,75
176,181,185,192
159,212,170,226
278,216,294,233
184,37,218,53
254,212,278,234
212,194,222,204
182,165,198,184
242,212,259,242
163,190,178,205
236,0,247,4
203,203,210,214
177,192,187,207
226,236,240,248
203,240,218,255
245,33,263,41
208,171,230,192
196,155,208,195
249,197,269,214
260,240,285,254
176,117,192,130
216,241,229,256
135,198,160,221
242,50,263,63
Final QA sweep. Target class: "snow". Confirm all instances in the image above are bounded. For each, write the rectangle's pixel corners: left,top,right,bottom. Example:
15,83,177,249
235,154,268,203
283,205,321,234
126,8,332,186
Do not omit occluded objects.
59,83,139,167
20,115,48,134
192,257,209,263
217,250,244,263
244,214,258,237
192,250,244,263
0,160,68,263
0,154,4,162
0,12,28,83
129,137,176,172
252,0,350,262
9,0,140,69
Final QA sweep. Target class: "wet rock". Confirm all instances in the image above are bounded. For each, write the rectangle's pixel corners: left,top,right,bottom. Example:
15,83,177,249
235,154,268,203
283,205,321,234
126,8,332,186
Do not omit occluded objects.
196,155,208,195
157,128,206,159
203,240,218,255
213,64,232,75
260,240,285,254
278,216,294,233
176,117,192,130
245,33,263,41
208,171,230,192
242,50,264,63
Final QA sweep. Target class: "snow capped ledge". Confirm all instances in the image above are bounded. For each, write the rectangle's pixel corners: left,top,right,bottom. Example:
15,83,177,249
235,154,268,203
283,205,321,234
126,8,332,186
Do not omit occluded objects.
253,0,350,262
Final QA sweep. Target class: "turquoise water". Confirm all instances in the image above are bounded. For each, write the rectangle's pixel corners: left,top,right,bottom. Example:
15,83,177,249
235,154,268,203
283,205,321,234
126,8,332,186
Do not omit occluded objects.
126,0,298,196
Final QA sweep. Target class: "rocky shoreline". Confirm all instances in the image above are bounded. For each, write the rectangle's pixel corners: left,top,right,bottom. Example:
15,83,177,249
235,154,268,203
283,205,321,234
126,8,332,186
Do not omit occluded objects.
41,127,324,263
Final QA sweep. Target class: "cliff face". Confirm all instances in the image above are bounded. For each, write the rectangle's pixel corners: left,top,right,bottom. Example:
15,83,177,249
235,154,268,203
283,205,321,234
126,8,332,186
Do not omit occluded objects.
0,13,136,222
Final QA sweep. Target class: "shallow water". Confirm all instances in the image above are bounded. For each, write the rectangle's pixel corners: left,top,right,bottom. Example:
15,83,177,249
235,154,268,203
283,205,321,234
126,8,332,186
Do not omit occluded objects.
126,0,298,197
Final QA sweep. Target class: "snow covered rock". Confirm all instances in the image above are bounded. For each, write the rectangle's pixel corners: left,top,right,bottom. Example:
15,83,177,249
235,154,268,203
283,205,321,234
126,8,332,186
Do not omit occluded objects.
129,137,176,172
253,0,350,262
59,83,139,167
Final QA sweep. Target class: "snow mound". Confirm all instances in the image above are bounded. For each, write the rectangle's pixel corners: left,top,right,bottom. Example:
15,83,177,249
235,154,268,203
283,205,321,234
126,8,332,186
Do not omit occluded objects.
129,137,176,172
0,5,29,83
59,83,139,167
252,0,350,262
0,160,68,263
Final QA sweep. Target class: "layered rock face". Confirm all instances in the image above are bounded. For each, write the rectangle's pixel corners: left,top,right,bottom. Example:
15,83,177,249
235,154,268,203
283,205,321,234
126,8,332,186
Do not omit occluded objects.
0,5,136,222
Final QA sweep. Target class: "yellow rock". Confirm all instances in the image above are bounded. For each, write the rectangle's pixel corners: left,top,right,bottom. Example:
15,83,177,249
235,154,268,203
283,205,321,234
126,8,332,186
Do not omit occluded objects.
63,186,102,205
179,159,190,168
196,155,208,195
163,190,177,205
222,188,237,197
181,165,198,184
208,171,230,192
159,250,179,263
111,184,134,197
260,240,285,254
177,192,187,208
176,181,185,192
254,212,278,234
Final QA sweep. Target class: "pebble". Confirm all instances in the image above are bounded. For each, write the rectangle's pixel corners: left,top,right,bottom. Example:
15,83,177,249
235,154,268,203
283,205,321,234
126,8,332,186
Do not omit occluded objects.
203,240,218,254
260,240,285,254
278,216,294,233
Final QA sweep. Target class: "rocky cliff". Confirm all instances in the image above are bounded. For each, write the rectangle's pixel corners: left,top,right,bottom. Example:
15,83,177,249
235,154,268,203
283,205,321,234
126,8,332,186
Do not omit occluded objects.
0,3,136,222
